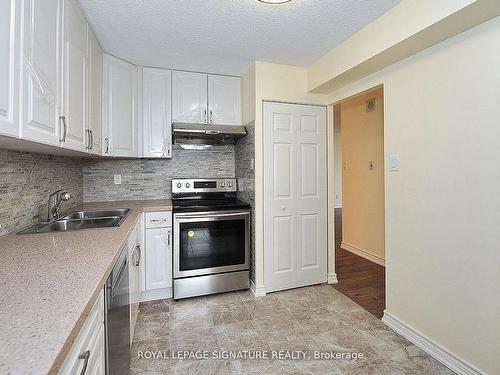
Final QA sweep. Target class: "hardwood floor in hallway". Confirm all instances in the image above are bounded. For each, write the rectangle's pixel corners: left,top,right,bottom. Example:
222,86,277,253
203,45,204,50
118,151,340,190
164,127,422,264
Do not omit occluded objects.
332,208,386,318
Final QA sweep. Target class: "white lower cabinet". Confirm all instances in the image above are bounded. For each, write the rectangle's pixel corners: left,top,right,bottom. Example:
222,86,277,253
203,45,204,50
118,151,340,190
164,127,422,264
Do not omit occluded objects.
144,211,172,294
145,227,172,291
58,289,105,375
128,216,143,342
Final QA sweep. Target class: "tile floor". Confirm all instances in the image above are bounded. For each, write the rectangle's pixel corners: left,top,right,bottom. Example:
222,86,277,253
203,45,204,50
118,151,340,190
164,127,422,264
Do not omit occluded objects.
130,284,454,374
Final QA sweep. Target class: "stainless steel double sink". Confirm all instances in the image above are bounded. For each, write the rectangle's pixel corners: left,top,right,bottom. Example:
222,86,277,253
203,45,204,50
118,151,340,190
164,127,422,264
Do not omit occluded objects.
18,208,131,234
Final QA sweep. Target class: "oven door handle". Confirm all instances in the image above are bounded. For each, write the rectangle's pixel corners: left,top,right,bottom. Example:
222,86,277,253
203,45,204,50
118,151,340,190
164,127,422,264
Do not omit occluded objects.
174,210,249,220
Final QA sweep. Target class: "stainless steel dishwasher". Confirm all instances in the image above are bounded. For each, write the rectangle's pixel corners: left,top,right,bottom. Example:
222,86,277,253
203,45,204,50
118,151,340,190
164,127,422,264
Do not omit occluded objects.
105,246,130,374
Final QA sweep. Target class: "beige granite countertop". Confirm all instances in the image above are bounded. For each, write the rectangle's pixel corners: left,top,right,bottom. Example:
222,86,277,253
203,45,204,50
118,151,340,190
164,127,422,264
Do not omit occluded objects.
0,199,172,375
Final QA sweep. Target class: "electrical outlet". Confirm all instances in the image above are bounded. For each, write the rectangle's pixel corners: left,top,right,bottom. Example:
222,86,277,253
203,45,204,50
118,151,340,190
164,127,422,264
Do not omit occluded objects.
114,175,122,185
335,194,340,200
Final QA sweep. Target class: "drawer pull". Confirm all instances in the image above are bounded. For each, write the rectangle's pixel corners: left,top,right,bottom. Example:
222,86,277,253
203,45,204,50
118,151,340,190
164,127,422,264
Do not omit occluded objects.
78,350,90,375
150,218,167,223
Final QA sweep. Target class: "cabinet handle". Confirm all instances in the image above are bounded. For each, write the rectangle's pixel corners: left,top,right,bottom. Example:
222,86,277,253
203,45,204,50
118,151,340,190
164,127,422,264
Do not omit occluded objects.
135,244,141,267
203,108,207,124
167,231,171,247
209,109,213,124
78,350,90,375
89,130,93,150
105,137,109,154
59,116,67,142
150,218,167,223
85,129,90,150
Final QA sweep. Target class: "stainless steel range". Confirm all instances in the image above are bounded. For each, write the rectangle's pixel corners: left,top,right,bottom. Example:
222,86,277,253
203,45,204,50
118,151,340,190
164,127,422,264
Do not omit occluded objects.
172,178,250,299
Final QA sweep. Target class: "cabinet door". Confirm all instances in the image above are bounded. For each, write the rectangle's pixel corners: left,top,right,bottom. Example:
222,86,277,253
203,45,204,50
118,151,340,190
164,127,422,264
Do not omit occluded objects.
142,67,171,157
208,75,241,126
87,27,102,154
60,0,87,152
58,290,105,375
0,0,19,137
145,227,172,290
103,54,138,157
172,71,207,124
20,0,62,146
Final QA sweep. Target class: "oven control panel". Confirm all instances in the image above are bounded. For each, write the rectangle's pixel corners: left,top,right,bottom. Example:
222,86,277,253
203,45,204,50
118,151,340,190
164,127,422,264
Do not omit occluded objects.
172,178,237,193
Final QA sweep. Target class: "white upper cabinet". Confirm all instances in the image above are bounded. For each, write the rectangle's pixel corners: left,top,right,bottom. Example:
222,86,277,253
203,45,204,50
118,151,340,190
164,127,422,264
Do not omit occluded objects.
142,67,172,158
102,53,138,157
172,71,241,126
208,75,241,126
20,0,62,146
60,0,87,152
0,0,20,137
87,27,102,154
172,71,207,124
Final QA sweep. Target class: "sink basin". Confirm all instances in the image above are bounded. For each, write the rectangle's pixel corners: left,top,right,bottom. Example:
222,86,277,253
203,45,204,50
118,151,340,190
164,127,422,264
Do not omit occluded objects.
61,208,130,220
18,208,131,234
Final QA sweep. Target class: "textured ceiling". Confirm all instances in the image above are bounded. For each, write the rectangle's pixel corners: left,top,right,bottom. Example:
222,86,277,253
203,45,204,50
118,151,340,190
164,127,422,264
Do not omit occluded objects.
77,0,401,76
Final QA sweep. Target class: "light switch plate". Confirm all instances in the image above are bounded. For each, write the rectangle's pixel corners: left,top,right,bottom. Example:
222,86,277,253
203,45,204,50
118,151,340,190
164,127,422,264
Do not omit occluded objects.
389,154,400,172
114,175,122,185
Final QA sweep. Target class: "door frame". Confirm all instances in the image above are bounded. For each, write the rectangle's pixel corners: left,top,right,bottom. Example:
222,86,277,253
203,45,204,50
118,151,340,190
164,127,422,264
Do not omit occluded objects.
328,83,386,284
262,100,329,293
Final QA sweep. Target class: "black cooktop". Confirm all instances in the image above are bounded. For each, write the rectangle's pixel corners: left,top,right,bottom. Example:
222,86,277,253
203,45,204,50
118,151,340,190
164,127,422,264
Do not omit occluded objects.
172,198,250,213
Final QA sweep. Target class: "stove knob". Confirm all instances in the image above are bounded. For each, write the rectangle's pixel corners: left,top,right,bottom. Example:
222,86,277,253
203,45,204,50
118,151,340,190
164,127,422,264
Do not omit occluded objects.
185,182,191,188
220,182,225,188
228,182,233,188
176,182,182,188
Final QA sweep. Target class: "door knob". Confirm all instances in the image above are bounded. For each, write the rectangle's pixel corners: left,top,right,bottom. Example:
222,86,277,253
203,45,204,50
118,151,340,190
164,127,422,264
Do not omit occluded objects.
281,205,286,211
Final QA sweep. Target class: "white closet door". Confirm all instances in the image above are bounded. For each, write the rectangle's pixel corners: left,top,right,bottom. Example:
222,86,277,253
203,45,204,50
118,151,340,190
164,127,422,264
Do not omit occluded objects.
171,70,207,124
264,102,327,292
208,75,241,125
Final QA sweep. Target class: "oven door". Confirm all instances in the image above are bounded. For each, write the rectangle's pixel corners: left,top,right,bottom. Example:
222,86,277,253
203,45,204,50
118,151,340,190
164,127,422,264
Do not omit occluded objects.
173,210,250,278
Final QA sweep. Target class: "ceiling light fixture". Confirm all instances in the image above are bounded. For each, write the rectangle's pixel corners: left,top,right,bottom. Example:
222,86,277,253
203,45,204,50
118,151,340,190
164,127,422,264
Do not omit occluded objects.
257,0,291,4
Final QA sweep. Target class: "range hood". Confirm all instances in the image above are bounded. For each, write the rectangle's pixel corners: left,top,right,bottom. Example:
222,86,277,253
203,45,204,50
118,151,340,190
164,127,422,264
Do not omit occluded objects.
172,122,247,149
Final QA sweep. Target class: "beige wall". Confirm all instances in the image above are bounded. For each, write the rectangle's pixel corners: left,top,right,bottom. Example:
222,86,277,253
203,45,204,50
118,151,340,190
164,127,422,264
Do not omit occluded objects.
242,64,256,125
252,61,329,289
327,17,500,374
339,88,385,262
308,0,500,93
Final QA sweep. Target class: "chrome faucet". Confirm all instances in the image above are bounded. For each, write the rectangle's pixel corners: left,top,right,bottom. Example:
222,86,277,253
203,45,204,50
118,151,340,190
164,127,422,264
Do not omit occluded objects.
47,190,71,222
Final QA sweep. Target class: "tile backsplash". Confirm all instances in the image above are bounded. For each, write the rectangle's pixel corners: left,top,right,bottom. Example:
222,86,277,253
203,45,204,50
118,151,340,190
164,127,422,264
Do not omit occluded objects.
83,146,235,202
235,121,255,283
0,150,83,236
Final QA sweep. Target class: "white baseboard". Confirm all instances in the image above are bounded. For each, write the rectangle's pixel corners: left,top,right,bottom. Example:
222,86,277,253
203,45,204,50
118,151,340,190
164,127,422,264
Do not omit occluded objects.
340,241,385,266
139,287,172,302
382,311,483,375
250,280,266,297
327,273,338,284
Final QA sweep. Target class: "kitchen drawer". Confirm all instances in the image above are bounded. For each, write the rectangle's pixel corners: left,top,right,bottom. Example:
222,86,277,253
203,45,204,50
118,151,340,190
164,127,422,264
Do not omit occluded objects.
145,211,172,228
58,289,105,374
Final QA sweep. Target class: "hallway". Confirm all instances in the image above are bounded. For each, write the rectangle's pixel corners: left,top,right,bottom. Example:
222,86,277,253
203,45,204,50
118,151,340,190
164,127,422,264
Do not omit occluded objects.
332,208,385,318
